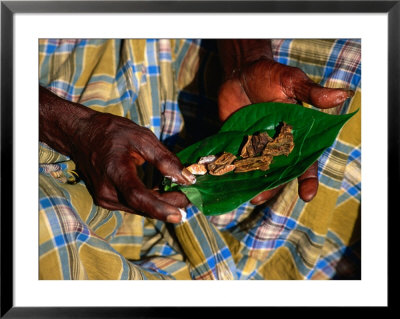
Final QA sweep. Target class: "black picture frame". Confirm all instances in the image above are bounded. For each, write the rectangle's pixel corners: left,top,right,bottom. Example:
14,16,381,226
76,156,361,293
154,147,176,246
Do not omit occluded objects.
1,1,395,317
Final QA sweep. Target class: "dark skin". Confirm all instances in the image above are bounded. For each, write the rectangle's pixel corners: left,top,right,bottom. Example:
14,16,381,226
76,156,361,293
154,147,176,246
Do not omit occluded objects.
39,86,195,223
217,40,354,204
39,40,354,223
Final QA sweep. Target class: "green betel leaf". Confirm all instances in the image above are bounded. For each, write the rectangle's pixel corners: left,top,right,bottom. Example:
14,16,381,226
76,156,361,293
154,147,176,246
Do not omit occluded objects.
165,102,358,216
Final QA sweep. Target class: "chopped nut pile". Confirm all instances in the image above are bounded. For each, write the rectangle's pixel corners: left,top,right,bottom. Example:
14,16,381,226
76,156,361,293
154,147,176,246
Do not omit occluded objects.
186,122,295,176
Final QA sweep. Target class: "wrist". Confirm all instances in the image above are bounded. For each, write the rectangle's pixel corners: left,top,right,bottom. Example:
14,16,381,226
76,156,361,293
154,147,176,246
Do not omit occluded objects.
237,39,274,67
218,39,273,80
39,85,96,156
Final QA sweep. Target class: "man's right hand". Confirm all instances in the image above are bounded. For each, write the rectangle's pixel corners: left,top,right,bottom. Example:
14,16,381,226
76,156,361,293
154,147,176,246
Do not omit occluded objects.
39,86,193,223
217,40,354,204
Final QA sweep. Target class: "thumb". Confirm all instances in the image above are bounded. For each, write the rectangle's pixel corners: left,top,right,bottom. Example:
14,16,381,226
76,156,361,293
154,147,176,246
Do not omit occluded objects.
304,84,354,109
290,69,354,109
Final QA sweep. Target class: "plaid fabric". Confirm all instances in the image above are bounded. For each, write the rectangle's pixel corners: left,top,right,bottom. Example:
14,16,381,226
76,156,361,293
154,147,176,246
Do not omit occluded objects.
39,39,361,280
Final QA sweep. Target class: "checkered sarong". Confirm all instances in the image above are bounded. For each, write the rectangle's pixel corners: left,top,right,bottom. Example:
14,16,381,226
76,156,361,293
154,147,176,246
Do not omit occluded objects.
39,39,361,280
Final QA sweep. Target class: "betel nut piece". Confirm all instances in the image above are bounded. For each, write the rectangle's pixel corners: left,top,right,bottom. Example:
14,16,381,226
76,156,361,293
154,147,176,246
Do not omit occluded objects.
213,152,237,166
208,164,236,176
208,152,237,176
234,155,273,173
186,163,208,175
183,122,294,177
198,155,217,165
240,132,273,158
262,122,295,157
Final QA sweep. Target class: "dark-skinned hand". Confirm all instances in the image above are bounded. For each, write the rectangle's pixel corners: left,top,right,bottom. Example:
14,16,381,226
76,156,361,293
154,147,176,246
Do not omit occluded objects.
217,58,354,205
39,86,195,223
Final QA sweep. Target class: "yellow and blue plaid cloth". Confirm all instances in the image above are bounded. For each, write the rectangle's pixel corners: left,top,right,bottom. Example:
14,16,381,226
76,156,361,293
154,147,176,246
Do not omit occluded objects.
39,39,361,280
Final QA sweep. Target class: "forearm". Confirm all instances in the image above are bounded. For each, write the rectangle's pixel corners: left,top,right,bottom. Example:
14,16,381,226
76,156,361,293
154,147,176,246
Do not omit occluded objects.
217,40,273,78
39,85,95,155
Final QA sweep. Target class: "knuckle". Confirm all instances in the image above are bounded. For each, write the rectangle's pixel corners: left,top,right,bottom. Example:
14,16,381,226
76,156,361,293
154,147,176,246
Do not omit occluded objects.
291,66,307,79
139,127,156,140
105,154,133,180
127,189,149,211
158,152,179,169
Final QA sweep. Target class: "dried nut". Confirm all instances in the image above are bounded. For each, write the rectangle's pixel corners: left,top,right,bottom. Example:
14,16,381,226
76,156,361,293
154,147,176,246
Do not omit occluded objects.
209,164,236,176
214,152,236,165
186,163,208,175
262,122,294,157
240,132,273,158
181,168,197,184
240,135,255,158
252,132,273,154
234,155,273,173
198,155,217,165
205,152,237,176
189,125,294,177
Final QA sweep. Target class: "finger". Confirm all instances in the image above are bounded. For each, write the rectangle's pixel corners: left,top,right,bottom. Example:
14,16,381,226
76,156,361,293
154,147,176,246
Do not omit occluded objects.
290,70,354,109
87,181,147,215
93,183,187,216
250,184,286,205
307,85,354,109
111,159,184,223
298,161,319,202
122,180,183,223
93,196,139,215
134,129,196,186
152,190,190,208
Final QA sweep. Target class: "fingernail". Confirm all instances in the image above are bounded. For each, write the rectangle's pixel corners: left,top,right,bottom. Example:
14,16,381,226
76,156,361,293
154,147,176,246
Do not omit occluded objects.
165,175,178,183
182,168,196,184
179,208,187,222
166,214,181,223
251,200,265,206
346,89,355,97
